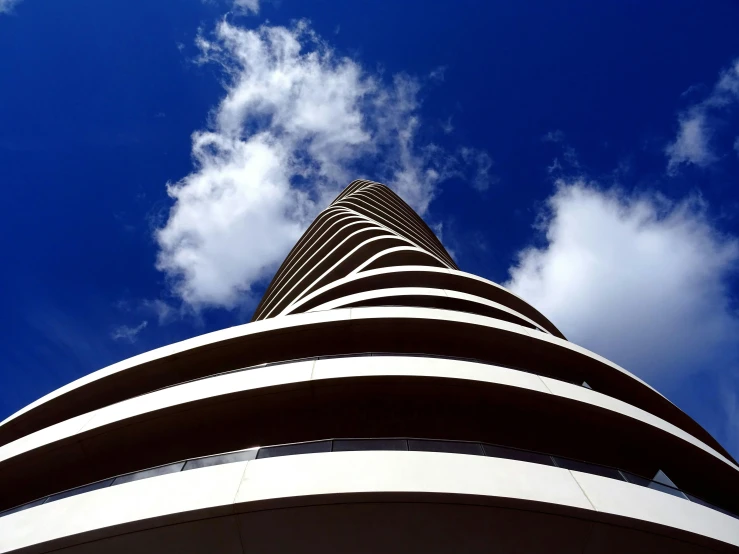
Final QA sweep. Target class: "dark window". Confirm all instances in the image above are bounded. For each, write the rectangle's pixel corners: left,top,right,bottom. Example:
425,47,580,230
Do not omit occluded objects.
183,449,257,470
483,444,554,466
647,480,687,499
552,457,625,481
686,494,736,519
112,462,185,485
256,440,332,459
0,497,47,518
333,439,408,451
408,439,483,455
621,471,652,487
47,478,115,504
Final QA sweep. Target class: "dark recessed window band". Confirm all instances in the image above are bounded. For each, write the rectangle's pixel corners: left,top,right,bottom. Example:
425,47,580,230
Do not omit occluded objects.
1,438,734,521
139,351,592,401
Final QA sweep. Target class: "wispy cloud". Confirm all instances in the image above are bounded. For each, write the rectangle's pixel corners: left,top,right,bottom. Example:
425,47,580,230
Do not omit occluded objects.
115,298,177,326
542,130,581,175
233,0,259,14
440,116,454,134
666,58,739,172
460,147,495,191
506,180,739,385
140,299,176,325
0,0,21,14
542,130,565,143
680,83,705,98
666,112,717,171
428,66,447,82
110,321,148,343
156,20,489,311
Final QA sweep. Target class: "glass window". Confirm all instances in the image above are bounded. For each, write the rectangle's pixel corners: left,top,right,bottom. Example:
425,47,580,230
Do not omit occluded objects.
552,457,625,481
646,469,688,499
112,462,185,485
620,471,652,487
333,439,408,451
183,449,257,470
0,497,48,518
256,440,332,459
685,493,715,509
685,494,736,518
483,444,554,466
408,439,483,455
47,478,115,504
647,480,687,499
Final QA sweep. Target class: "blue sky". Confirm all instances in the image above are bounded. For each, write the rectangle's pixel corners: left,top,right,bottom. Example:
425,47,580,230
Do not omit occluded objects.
1,0,738,455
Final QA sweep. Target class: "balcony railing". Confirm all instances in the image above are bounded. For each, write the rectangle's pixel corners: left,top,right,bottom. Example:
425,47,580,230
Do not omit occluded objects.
1,437,735,521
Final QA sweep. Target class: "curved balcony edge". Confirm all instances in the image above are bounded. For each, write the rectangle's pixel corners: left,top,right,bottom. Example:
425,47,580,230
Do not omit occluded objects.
0,308,729,462
0,356,735,517
0,451,736,554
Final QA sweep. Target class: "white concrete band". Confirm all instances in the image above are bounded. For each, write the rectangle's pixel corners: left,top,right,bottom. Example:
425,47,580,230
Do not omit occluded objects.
1,451,736,553
0,356,734,477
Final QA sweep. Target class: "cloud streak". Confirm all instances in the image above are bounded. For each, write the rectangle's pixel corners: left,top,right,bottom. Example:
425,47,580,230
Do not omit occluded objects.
156,20,491,311
666,58,739,172
111,321,148,343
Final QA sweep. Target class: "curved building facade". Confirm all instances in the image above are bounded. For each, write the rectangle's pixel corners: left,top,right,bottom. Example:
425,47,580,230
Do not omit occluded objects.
0,180,738,553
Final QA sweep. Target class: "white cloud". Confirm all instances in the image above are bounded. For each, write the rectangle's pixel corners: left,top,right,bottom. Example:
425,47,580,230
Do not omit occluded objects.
156,20,488,311
0,0,21,14
666,58,739,172
111,321,148,343
506,180,739,385
233,0,259,13
666,112,716,171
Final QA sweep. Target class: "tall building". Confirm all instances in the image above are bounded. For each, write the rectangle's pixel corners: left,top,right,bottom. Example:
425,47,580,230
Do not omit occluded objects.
0,180,737,553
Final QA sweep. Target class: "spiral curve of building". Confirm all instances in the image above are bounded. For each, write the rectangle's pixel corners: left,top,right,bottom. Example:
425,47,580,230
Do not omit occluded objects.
1,180,738,553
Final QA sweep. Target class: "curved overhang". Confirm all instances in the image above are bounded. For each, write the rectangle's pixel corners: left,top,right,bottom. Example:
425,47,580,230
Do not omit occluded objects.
252,179,459,321
305,286,552,333
259,233,453,320
0,451,736,554
259,232,409,318
255,212,400,318
0,307,728,462
327,183,457,267
254,182,458,319
337,195,454,264
280,266,565,338
352,245,449,273
0,356,736,515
